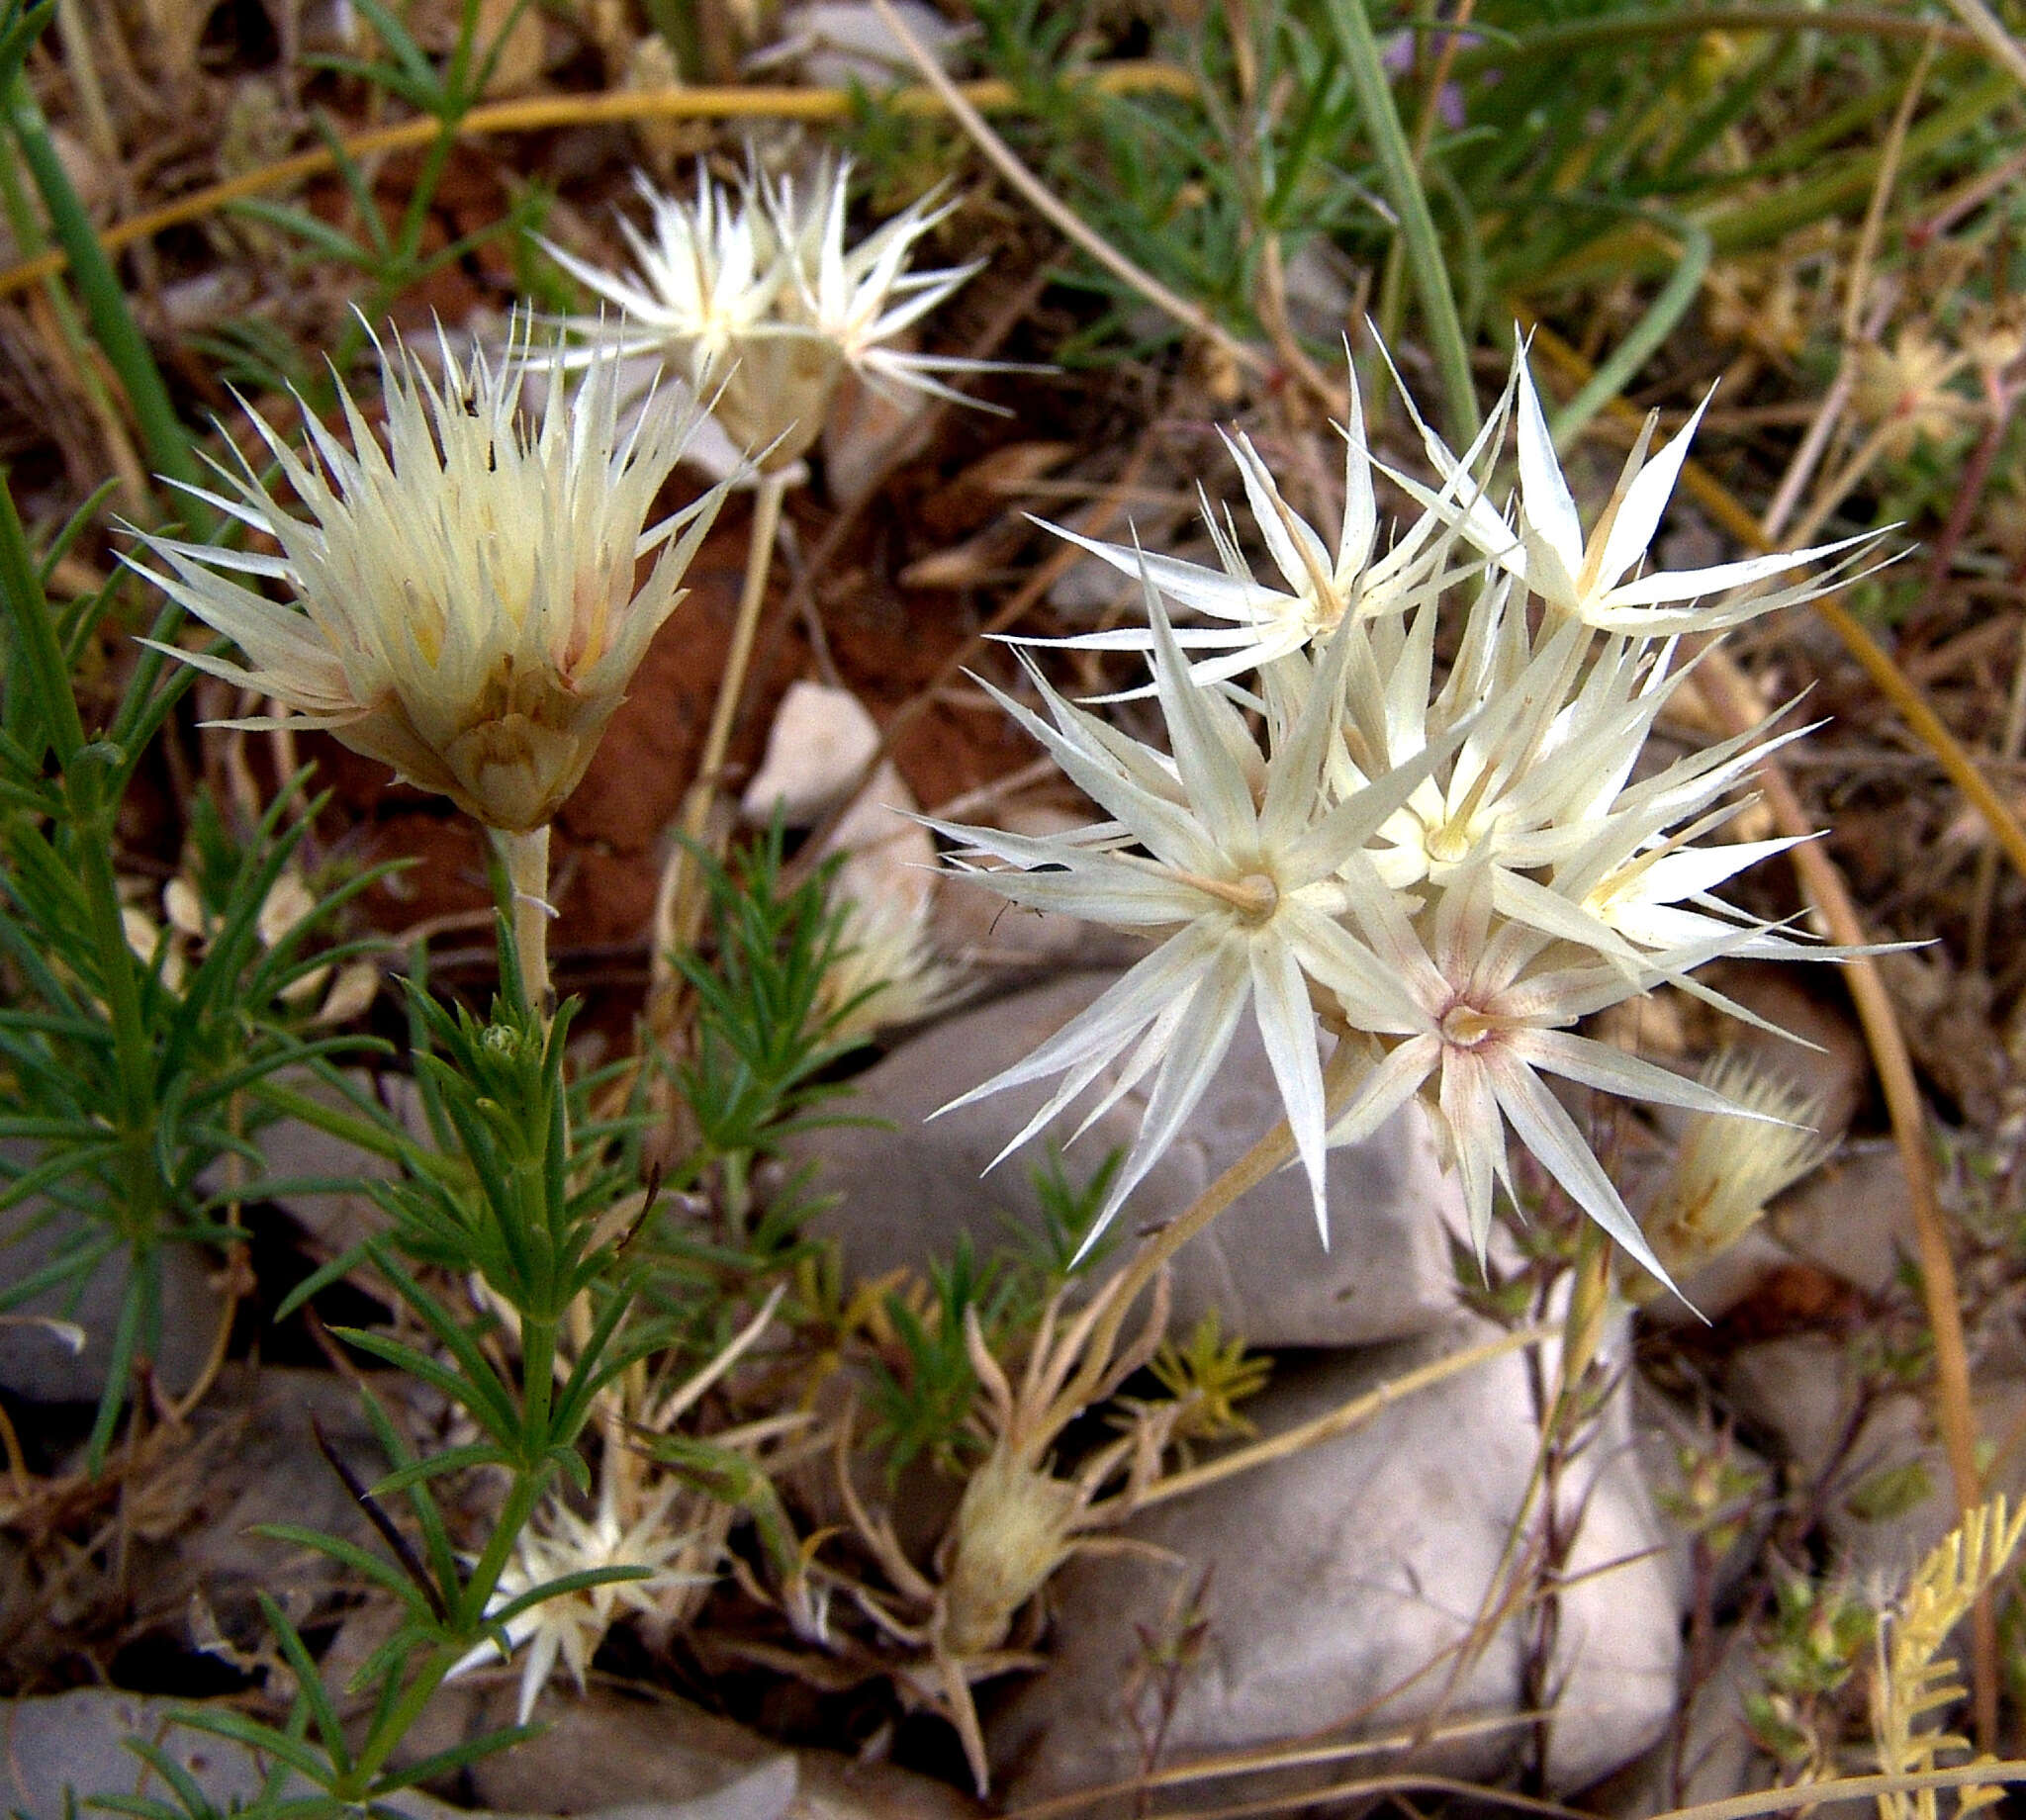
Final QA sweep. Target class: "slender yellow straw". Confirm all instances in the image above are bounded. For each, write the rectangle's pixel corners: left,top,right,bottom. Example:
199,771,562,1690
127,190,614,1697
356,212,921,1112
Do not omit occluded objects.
0,64,1196,303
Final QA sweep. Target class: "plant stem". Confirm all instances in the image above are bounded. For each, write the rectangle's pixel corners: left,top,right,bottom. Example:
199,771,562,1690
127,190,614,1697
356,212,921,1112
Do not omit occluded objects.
345,1462,551,1794
1048,1040,1367,1433
1119,1321,1552,1514
0,67,199,495
696,470,789,822
1324,0,1479,444
494,824,554,1012
1554,1218,1612,1403
650,470,790,1014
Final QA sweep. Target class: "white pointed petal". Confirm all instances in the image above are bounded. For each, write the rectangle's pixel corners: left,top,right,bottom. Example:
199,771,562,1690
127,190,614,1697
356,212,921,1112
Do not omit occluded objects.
1327,1036,1437,1149
1250,935,1331,1240
1519,1029,1790,1125
1438,1051,1503,1259
1142,571,1258,857
1280,900,1427,1031
1028,514,1288,624
1090,942,1250,1240
967,667,1215,872
1595,386,1711,594
1514,361,1585,583
1335,364,1378,581
1491,870,1645,970
1597,529,1881,610
1258,607,1355,850
933,923,1224,1120
1480,1049,1675,1289
1281,713,1475,881
1224,429,1332,601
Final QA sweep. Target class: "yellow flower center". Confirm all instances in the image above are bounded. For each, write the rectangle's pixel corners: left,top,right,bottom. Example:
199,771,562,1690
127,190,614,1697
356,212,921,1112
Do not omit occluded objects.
1439,1000,1501,1047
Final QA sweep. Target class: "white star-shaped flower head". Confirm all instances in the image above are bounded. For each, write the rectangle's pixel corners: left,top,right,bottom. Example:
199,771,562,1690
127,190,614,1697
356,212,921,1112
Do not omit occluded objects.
1019,362,1500,688
544,157,1004,471
131,319,730,834
450,1480,711,1725
1328,863,1788,1287
931,564,1464,1248
1389,344,1883,637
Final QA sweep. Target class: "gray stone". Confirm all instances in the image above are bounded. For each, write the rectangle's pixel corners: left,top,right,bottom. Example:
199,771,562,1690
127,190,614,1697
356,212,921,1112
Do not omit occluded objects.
1721,1336,2002,1582
0,1151,220,1404
794,973,1473,1348
1601,1624,1774,1817
400,1684,978,1820
988,1320,1683,1810
0,1685,971,1820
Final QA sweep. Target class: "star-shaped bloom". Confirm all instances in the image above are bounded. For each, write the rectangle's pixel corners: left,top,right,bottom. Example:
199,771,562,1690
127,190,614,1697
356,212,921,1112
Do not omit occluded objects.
132,322,729,834
1326,865,1784,1284
450,1480,710,1724
931,575,1461,1246
544,157,999,470
1023,364,1498,686
1390,348,1881,636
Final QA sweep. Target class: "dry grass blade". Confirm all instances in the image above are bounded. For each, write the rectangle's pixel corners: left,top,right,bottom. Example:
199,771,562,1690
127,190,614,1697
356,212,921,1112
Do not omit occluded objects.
0,64,1197,304
1115,1323,1552,1514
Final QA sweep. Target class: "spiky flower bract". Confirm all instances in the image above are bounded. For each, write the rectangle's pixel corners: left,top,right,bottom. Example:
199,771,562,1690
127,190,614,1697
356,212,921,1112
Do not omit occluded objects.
1627,1053,1832,1298
543,156,999,471
134,321,730,834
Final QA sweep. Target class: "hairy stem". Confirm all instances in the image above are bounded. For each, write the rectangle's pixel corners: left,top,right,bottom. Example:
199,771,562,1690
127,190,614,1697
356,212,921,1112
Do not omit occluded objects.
495,823,554,1012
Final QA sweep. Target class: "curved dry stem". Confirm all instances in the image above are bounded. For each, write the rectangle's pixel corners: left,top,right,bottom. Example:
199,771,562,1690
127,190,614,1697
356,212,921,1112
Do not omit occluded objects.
1114,1322,1552,1516
1522,316,2026,887
0,65,1197,304
1699,642,1988,1725
1045,1040,1368,1436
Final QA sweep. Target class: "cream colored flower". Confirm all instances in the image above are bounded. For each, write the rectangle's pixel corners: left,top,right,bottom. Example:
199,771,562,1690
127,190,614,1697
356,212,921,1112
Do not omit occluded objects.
450,1477,711,1725
1853,329,1975,462
1027,363,1494,686
133,322,730,834
1627,1051,1830,1298
1395,348,1880,636
544,157,998,471
932,579,1459,1246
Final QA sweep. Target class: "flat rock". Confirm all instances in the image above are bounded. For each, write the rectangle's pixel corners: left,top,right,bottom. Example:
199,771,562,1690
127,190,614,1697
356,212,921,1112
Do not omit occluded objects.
740,682,883,828
1,1684,975,1820
0,1145,220,1405
401,1683,979,1820
793,973,1473,1348
989,1320,1682,1810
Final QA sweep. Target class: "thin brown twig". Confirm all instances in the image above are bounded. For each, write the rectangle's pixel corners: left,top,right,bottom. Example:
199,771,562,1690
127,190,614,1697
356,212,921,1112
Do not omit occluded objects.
1699,645,1988,1729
